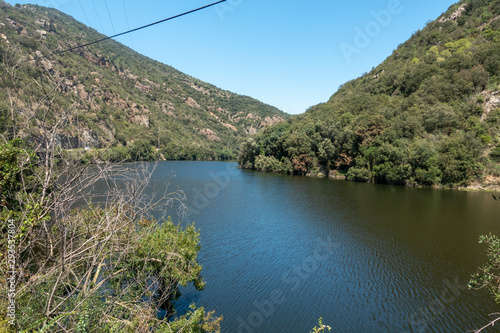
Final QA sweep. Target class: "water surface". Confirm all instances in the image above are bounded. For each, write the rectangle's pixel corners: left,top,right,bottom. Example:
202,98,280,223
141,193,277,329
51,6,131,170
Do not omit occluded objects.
101,161,500,332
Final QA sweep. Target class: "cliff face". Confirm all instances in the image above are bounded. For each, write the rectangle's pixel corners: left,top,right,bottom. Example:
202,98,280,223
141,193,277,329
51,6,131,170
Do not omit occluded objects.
239,0,500,188
0,2,289,158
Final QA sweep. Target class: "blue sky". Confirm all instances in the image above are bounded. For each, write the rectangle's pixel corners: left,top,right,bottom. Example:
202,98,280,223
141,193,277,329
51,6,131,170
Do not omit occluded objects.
5,0,458,114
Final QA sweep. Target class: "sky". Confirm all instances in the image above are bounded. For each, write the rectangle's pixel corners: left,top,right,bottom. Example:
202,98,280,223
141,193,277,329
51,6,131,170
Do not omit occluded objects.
5,0,459,114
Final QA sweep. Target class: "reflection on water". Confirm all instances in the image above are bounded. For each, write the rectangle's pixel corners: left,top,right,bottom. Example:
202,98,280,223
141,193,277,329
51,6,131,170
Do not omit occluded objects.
89,161,500,332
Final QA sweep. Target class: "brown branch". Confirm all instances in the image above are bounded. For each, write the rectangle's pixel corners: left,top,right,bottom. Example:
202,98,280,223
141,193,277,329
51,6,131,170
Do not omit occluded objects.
472,314,500,333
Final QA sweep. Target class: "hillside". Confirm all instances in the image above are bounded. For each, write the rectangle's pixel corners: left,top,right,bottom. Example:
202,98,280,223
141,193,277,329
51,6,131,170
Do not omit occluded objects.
239,0,500,188
0,1,289,161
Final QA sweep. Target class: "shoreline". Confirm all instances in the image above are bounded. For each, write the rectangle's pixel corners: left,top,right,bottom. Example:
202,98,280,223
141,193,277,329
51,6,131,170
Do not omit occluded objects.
240,166,500,193
323,170,500,193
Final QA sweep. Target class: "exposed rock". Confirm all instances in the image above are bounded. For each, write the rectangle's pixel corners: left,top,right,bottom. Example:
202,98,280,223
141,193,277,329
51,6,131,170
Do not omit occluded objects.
260,116,284,127
127,73,138,80
200,128,221,142
373,70,385,79
80,129,100,148
480,90,500,121
485,91,500,111
55,130,99,149
467,175,500,191
246,126,257,135
186,97,201,109
35,19,47,26
36,29,47,38
131,114,149,127
40,58,54,74
329,170,346,180
479,15,500,31
20,5,35,11
222,122,237,131
246,113,258,120
159,102,176,116
439,4,467,23
208,111,219,119
135,80,152,93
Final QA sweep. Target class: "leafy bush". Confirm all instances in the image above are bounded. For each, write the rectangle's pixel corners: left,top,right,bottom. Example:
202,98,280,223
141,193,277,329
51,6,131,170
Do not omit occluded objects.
346,167,371,182
491,146,500,161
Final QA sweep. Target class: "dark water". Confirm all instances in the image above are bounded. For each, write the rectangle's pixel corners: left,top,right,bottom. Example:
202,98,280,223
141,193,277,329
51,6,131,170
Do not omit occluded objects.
96,161,500,332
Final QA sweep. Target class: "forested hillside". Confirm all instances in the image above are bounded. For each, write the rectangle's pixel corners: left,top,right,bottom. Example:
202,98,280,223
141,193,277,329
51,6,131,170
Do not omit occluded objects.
0,1,288,161
239,0,500,188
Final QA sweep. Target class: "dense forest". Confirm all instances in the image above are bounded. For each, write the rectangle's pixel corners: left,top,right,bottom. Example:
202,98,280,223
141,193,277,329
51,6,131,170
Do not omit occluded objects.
239,0,500,188
0,0,288,162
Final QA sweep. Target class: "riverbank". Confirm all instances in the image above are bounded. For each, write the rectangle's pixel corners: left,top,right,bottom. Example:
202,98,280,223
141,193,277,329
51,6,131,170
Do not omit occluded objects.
242,165,500,193
320,169,500,192
64,147,237,164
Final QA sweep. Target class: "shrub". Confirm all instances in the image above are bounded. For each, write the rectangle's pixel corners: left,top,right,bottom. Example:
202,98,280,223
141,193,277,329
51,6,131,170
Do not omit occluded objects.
346,167,372,182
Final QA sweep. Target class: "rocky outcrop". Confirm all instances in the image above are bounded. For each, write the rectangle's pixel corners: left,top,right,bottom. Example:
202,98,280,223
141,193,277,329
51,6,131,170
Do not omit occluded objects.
480,90,500,121
200,128,221,142
260,116,284,127
439,4,467,23
55,130,100,149
185,97,201,109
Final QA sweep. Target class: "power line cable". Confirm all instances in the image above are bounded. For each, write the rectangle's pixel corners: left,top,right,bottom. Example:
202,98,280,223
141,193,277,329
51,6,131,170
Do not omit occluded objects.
77,0,90,27
28,0,227,62
104,0,117,35
121,0,134,48
91,0,105,33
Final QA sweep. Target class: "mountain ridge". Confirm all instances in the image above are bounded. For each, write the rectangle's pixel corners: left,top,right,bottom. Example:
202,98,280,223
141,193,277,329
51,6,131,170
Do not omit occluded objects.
0,0,289,161
238,0,500,189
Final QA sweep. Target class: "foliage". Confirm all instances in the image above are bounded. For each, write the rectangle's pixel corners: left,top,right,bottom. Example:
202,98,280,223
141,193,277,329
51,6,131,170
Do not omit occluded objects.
0,2,289,163
239,0,500,187
0,140,222,332
469,234,500,303
0,139,26,208
310,317,331,333
469,224,500,332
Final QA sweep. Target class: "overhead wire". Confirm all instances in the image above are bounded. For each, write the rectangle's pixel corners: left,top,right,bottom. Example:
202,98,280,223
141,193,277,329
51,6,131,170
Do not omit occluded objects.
104,0,117,35
121,0,134,48
77,0,90,27
90,0,105,33
28,0,227,63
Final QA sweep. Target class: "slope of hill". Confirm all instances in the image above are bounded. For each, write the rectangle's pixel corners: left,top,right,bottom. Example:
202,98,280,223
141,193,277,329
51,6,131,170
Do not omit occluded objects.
239,0,500,188
0,1,289,161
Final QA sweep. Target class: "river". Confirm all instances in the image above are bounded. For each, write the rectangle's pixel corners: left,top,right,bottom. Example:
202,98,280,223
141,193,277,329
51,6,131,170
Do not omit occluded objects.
93,161,500,332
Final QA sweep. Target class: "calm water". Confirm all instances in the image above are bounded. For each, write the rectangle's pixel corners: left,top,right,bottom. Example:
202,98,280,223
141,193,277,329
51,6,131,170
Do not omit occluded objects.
95,161,500,332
